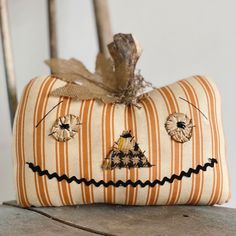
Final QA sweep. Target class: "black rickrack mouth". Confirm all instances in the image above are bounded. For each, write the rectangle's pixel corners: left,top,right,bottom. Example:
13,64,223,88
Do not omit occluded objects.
26,158,217,188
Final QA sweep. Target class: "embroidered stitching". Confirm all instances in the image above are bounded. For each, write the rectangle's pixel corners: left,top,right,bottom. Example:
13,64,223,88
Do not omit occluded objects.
102,130,153,169
179,97,208,120
49,114,82,142
35,100,63,128
165,113,194,143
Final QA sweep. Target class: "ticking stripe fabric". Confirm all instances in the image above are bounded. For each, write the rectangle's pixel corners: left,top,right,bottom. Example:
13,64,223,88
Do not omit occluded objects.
12,75,230,207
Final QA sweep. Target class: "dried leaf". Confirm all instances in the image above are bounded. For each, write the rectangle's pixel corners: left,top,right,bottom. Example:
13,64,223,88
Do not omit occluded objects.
46,58,116,93
50,83,117,103
54,73,112,94
50,83,95,100
69,58,93,78
45,58,93,81
95,53,117,89
100,95,117,104
45,33,154,106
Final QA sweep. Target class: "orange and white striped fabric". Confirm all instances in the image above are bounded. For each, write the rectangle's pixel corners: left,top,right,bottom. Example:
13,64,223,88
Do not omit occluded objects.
12,75,230,207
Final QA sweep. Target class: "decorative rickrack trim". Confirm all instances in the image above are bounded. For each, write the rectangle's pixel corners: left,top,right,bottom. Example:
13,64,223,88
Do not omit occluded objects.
26,158,217,187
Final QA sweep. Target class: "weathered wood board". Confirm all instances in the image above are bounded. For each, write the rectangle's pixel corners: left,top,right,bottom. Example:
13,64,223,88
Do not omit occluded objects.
0,204,95,236
1,201,236,236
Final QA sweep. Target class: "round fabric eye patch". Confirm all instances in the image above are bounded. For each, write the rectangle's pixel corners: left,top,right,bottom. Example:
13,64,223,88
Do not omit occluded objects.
49,114,81,142
165,113,193,143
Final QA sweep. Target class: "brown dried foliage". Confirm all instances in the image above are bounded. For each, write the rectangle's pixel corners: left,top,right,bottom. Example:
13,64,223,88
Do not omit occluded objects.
45,33,154,106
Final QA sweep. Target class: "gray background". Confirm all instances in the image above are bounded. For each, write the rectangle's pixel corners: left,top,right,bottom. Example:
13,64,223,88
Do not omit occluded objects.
0,0,235,207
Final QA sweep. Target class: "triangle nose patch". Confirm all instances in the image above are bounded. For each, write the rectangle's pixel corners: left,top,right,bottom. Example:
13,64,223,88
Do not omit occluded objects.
102,130,153,170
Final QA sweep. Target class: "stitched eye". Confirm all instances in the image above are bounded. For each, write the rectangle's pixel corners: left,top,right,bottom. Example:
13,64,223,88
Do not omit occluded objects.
165,113,193,143
49,114,81,142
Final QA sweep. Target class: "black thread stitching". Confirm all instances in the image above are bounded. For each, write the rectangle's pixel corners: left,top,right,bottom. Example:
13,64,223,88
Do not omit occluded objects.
102,130,153,169
179,97,208,120
26,158,217,187
35,100,63,128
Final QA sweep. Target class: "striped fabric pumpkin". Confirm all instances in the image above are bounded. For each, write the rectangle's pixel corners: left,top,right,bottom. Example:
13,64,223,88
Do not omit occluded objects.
13,75,230,207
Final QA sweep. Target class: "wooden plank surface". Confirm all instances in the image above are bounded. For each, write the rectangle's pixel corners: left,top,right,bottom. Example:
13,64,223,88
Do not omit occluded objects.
0,205,95,236
2,201,236,236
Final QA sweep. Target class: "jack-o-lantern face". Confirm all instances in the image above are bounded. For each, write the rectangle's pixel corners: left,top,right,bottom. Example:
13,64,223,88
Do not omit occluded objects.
13,75,230,207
